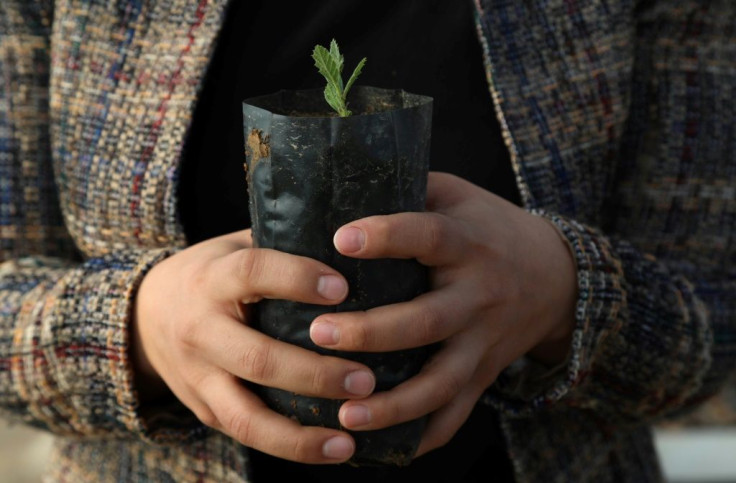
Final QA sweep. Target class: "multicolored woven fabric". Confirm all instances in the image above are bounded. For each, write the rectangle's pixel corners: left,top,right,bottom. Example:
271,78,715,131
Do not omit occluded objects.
0,0,734,481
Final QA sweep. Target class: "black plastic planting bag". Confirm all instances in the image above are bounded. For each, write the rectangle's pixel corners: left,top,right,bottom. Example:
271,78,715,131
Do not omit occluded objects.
243,86,433,466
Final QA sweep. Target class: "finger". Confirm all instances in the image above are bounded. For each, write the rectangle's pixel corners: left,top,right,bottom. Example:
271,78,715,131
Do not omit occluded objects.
197,315,376,399
201,374,356,463
205,248,348,304
211,228,253,247
337,329,490,431
425,172,474,211
198,230,253,255
189,230,253,260
414,375,490,457
162,370,220,431
333,212,467,266
310,284,473,352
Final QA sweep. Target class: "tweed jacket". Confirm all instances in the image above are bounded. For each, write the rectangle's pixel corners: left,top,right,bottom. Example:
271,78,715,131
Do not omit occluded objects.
1,0,735,481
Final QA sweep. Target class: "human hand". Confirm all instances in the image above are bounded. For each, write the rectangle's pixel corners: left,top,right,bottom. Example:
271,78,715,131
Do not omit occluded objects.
308,172,578,457
131,230,377,463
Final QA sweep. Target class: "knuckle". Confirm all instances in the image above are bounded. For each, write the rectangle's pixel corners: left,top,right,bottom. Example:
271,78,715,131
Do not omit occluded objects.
228,412,254,446
308,364,328,395
485,284,506,308
436,373,464,405
481,353,502,384
431,429,455,451
289,434,312,462
481,274,516,308
188,267,209,292
194,406,219,429
235,249,263,288
370,217,395,247
415,306,443,343
380,399,407,426
175,315,205,348
345,315,372,350
239,343,274,382
423,215,451,254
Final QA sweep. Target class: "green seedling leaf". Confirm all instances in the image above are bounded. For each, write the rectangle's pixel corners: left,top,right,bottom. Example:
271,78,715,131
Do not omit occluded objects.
324,82,343,114
329,39,340,60
329,39,344,88
312,45,342,88
312,39,366,117
344,57,367,98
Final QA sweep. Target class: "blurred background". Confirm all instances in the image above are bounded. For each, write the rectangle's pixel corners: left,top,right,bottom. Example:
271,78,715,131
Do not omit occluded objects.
0,421,54,483
2,389,735,482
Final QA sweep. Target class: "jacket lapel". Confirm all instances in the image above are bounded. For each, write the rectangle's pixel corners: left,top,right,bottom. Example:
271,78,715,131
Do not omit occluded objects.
50,0,229,256
472,0,636,225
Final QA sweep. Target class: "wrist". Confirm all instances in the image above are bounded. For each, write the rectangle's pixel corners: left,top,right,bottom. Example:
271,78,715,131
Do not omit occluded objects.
130,271,170,403
525,213,578,366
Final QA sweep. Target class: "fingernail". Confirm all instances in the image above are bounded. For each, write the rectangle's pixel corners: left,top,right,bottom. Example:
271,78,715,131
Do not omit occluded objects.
322,436,354,460
344,370,375,397
310,321,339,346
317,275,347,300
342,405,372,427
334,227,365,253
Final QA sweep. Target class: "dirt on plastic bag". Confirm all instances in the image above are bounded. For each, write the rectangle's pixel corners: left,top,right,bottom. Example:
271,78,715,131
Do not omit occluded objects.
243,86,433,466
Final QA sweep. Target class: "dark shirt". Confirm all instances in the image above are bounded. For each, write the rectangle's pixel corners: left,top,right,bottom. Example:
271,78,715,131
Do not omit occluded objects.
179,0,520,244
179,1,518,482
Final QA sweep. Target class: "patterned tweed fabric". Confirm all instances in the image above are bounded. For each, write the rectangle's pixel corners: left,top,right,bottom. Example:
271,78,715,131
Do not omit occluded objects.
0,0,734,481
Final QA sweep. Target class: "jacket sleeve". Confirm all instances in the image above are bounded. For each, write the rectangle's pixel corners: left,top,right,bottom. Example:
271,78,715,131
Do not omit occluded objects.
0,1,196,441
484,211,733,424
0,251,182,438
475,1,736,424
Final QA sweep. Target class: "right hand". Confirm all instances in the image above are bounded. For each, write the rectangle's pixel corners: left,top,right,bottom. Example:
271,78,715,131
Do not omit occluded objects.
131,229,375,463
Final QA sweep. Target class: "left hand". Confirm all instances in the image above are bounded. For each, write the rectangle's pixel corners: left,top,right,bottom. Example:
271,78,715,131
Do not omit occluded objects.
308,171,578,457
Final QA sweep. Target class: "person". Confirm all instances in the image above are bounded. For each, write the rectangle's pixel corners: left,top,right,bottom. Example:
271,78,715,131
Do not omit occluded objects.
1,0,734,482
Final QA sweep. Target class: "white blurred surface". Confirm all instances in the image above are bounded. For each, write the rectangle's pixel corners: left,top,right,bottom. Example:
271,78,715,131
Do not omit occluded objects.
0,421,735,482
654,427,736,483
0,421,53,483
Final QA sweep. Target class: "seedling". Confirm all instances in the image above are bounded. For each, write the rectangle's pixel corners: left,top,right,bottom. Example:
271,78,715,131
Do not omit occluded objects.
243,51,433,466
312,39,367,117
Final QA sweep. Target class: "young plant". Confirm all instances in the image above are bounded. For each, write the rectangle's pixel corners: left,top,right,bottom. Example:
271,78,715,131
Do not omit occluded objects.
312,39,367,117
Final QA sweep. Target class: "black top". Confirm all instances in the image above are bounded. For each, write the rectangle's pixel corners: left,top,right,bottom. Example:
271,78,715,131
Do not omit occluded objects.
179,0,520,244
178,1,518,482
